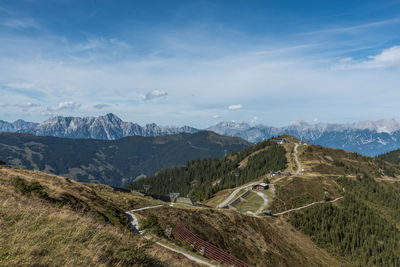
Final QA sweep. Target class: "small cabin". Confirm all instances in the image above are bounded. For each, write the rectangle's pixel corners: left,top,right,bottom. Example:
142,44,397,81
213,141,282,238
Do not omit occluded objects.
252,183,269,191
273,138,288,144
269,171,282,177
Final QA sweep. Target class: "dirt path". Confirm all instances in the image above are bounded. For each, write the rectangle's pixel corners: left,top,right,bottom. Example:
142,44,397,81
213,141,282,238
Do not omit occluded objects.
153,240,215,267
274,196,344,216
255,191,268,215
126,205,216,267
294,143,301,175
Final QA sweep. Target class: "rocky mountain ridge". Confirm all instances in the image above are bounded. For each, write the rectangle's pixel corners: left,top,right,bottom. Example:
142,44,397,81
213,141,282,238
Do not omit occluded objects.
207,119,400,156
1,113,198,140
2,114,400,156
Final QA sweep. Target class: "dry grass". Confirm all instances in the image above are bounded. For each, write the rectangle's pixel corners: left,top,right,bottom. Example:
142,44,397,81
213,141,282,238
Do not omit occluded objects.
137,206,340,267
233,192,264,213
0,166,203,266
0,185,156,266
270,176,342,213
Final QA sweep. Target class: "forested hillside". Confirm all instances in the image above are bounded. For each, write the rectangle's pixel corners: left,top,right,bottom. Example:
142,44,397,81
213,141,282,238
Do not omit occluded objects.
377,148,400,164
289,175,400,266
0,131,250,187
129,140,287,201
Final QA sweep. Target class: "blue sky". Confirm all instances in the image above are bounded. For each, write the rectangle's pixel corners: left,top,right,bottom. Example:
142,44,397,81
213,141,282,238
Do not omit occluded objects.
1,0,400,127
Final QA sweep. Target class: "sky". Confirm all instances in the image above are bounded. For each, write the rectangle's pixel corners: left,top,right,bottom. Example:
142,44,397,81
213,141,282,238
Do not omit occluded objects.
1,0,400,128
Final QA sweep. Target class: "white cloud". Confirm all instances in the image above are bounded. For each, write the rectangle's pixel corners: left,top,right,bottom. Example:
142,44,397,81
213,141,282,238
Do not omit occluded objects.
93,103,111,109
48,102,81,112
365,46,400,68
141,90,168,101
212,114,221,119
335,46,400,69
228,104,243,111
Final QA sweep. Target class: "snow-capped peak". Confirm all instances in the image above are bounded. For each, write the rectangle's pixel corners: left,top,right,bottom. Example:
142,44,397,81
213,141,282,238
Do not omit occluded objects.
349,119,400,134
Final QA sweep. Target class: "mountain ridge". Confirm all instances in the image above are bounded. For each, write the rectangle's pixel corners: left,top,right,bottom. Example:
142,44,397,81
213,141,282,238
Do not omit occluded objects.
2,114,400,155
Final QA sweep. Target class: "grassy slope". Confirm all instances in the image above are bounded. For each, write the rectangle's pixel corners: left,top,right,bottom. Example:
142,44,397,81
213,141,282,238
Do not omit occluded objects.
136,206,340,267
0,166,200,267
233,191,264,213
198,140,400,265
270,142,400,212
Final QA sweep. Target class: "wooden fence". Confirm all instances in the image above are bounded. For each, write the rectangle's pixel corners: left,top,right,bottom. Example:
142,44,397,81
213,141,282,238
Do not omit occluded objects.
172,222,250,267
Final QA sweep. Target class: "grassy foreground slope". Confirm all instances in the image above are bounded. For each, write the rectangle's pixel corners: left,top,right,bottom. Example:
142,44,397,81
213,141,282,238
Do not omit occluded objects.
0,164,340,267
0,165,199,266
0,131,250,187
136,206,340,267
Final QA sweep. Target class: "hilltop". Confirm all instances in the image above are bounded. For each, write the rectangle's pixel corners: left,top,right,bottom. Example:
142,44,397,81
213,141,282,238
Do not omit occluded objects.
0,131,250,187
130,136,400,266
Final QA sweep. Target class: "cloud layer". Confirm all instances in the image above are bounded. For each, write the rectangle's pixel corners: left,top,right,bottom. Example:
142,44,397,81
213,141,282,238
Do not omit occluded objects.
0,1,400,126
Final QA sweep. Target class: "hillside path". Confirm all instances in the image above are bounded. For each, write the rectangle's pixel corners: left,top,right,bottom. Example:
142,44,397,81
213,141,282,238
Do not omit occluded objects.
274,196,344,216
294,143,301,175
126,206,216,267
255,191,268,215
216,182,259,208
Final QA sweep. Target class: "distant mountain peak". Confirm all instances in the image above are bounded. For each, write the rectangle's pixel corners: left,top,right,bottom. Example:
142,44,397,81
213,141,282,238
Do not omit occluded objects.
289,120,310,127
349,118,400,134
2,114,199,140
209,121,250,130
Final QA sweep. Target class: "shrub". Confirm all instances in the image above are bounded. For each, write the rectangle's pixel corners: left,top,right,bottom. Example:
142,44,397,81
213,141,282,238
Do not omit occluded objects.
14,178,49,200
141,214,163,236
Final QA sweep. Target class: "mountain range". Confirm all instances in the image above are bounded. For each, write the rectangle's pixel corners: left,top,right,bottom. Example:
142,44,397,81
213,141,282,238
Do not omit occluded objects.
2,113,400,156
207,119,400,156
0,113,197,140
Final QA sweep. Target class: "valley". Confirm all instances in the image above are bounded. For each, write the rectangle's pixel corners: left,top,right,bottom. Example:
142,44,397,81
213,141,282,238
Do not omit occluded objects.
0,131,249,187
